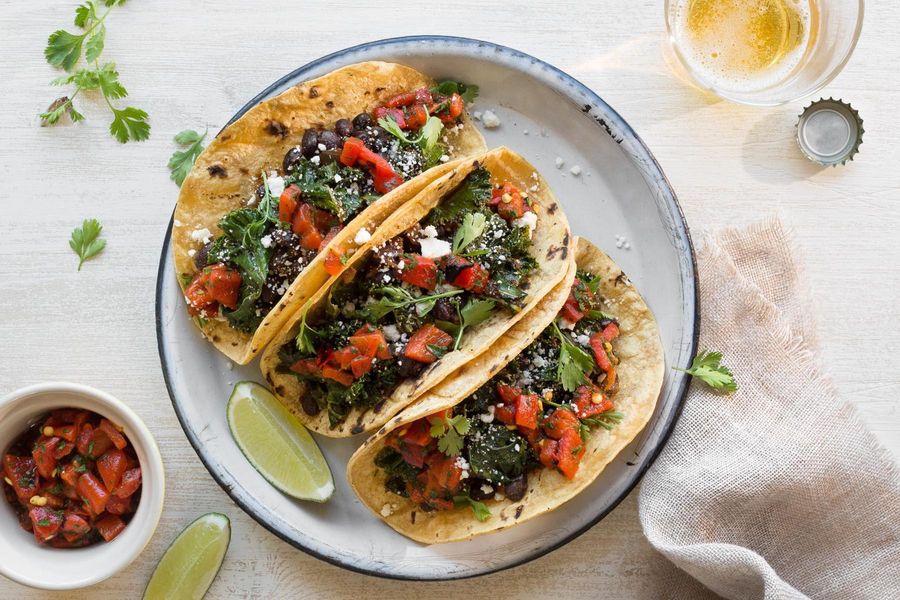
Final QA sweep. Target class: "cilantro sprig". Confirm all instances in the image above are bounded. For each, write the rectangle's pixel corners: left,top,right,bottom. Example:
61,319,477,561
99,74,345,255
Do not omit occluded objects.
69,218,107,270
41,1,150,142
452,212,487,254
674,350,737,393
360,286,463,321
377,115,444,167
294,309,319,354
429,413,470,456
553,321,595,392
454,494,491,522
439,299,496,351
168,129,207,186
431,81,480,104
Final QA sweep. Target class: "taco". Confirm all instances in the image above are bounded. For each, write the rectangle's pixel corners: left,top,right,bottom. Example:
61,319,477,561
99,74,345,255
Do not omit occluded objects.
260,147,573,436
346,237,665,543
174,61,486,364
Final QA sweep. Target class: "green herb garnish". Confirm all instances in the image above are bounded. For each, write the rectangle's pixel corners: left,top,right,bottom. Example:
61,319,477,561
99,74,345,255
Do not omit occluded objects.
42,1,149,142
360,286,463,322
294,309,318,354
674,350,737,393
452,212,487,254
430,413,470,456
454,494,491,522
69,218,107,271
378,115,445,167
553,321,594,392
168,129,207,186
431,80,480,103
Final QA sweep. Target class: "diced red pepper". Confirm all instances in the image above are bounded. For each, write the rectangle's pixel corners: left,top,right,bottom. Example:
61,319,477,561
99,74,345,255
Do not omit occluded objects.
56,424,77,442
385,90,417,108
289,358,320,376
490,182,528,221
560,292,585,324
399,419,433,447
99,419,127,451
77,472,109,515
538,439,559,469
89,428,113,459
59,462,79,487
279,184,301,222
105,493,132,515
424,454,463,493
319,225,343,253
542,407,580,440
300,229,324,251
349,355,374,378
600,322,620,342
494,403,516,425
114,468,142,499
400,255,438,290
185,264,242,312
373,106,406,128
556,428,585,479
349,325,391,360
452,263,490,294
96,449,126,492
95,514,126,542
324,249,345,276
339,137,365,166
52,438,74,459
322,365,354,386
448,93,464,119
3,455,39,501
496,383,521,404
330,346,359,370
573,385,615,418
589,331,612,372
61,512,92,542
29,506,63,542
404,104,429,129
514,393,541,430
32,436,60,479
291,203,318,236
372,161,403,194
404,324,453,363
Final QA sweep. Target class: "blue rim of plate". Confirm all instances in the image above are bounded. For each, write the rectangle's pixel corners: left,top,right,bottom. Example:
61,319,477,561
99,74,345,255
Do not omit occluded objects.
156,35,699,580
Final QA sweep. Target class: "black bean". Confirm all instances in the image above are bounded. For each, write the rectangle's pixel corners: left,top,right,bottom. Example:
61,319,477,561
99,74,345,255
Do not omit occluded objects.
504,473,528,502
318,130,340,150
301,128,319,158
283,147,303,173
334,118,353,138
432,298,460,324
469,479,495,501
397,358,426,379
300,395,321,416
193,242,213,270
352,112,372,129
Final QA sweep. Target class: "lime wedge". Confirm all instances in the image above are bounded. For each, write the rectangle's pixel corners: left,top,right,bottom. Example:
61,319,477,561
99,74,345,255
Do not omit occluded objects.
143,513,230,600
226,381,334,502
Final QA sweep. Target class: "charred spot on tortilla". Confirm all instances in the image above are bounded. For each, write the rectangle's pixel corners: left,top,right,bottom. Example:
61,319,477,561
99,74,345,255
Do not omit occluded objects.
211,335,220,342
274,385,285,396
375,86,385,93
548,203,559,214
410,511,416,524
515,506,524,519
351,424,364,435
308,86,319,98
614,272,629,286
207,164,227,178
264,119,288,138
239,167,249,175
325,101,335,109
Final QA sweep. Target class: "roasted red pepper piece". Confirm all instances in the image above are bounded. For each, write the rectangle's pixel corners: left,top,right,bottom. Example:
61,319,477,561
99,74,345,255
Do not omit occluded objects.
32,436,60,479
99,419,127,451
29,506,63,542
573,385,615,418
589,331,613,372
373,106,406,128
3,454,39,502
514,393,541,430
114,467,142,499
324,249,345,276
185,264,242,312
61,512,92,542
77,472,110,515
95,514,126,542
105,493,132,515
490,182,528,221
279,184,301,222
289,358,320,376
321,365,354,386
96,449,127,492
404,324,453,363
349,325,391,360
452,263,490,294
399,419,433,447
404,104,429,129
400,255,438,290
556,428,585,479
560,292,585,324
542,407,580,439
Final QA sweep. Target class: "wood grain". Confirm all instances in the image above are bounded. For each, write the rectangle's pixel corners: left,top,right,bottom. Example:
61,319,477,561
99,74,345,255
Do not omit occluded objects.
1,0,897,597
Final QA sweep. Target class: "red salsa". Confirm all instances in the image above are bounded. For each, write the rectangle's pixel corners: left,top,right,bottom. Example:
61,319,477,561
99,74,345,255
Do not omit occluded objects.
2,409,142,547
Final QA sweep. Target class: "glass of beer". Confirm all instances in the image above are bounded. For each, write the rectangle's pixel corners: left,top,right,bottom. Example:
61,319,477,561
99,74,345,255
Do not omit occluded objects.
665,0,864,105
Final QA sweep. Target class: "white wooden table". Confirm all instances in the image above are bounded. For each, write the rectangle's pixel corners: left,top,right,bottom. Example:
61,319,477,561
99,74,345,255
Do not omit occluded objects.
1,1,897,597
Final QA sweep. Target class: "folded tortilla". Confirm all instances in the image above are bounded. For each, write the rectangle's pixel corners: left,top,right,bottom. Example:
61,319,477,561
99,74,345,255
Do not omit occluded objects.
346,237,665,542
173,61,486,364
260,147,573,436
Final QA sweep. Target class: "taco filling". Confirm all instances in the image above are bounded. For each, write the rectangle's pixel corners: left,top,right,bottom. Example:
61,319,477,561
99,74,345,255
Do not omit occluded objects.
372,271,622,520
181,82,477,333
275,168,540,428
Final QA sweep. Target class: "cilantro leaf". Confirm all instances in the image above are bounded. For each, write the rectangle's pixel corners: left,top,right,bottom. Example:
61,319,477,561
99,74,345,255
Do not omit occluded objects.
97,63,127,99
109,106,149,143
452,212,487,254
74,2,96,28
452,299,496,351
168,129,207,186
377,115,445,167
454,494,491,522
360,287,462,322
45,30,85,71
430,413,470,456
84,24,105,62
432,81,480,103
69,218,107,270
294,309,319,354
674,350,737,393
554,322,594,391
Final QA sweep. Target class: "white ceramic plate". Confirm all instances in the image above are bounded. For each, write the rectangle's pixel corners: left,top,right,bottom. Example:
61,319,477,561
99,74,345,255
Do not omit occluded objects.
156,36,698,580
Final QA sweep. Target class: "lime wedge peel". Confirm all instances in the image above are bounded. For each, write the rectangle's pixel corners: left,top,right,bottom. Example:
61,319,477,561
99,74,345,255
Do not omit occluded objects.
226,381,334,502
143,512,231,600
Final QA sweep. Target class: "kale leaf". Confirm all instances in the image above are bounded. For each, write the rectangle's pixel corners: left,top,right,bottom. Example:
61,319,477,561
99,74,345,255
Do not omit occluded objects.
425,167,491,226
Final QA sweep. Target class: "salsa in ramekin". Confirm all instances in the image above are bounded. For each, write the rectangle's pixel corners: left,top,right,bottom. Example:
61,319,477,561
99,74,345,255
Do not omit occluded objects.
2,408,142,547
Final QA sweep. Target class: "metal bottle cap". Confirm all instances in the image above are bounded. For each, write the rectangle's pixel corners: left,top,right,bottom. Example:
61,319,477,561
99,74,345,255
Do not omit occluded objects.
796,98,864,167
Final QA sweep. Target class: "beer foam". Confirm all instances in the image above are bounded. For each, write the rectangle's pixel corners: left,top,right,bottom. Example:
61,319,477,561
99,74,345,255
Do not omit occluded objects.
673,0,814,94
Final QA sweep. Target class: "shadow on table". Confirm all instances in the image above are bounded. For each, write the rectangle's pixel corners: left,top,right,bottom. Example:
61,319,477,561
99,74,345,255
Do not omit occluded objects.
741,111,827,184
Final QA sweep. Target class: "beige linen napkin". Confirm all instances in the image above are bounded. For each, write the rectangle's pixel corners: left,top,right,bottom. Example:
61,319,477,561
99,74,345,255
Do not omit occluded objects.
638,216,900,599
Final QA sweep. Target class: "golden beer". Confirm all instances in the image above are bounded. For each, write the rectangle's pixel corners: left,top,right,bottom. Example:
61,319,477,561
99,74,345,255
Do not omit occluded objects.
670,0,818,93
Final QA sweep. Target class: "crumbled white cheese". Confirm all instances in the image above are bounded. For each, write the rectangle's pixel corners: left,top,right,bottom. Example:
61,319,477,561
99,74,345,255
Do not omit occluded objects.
439,154,450,163
354,228,372,245
570,165,582,176
190,227,213,244
575,333,591,346
383,324,401,342
419,236,451,259
380,503,394,517
479,406,496,423
267,174,286,198
397,260,406,270
481,110,501,129
555,157,565,169
480,484,494,495
187,249,196,257
173,219,183,227
310,155,320,165
513,211,538,233
494,492,506,501
472,111,483,121
558,317,575,330
455,456,470,470
382,274,391,283
317,143,327,152
514,444,520,452
261,234,273,249
421,225,438,238
334,174,342,183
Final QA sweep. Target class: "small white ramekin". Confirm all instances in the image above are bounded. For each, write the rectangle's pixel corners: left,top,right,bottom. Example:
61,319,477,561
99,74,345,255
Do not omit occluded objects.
0,382,165,590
